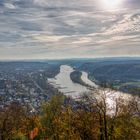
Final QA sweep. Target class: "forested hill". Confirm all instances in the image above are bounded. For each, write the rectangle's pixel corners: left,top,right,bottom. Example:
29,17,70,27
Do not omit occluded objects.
67,58,140,94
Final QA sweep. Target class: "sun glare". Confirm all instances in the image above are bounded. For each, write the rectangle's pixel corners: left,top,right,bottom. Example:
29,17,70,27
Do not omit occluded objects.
100,0,123,10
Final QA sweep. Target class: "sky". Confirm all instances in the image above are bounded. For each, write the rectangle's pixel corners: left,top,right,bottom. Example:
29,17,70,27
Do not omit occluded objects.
0,0,140,60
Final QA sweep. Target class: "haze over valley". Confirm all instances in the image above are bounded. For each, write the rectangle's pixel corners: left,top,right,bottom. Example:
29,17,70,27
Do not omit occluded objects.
0,58,140,111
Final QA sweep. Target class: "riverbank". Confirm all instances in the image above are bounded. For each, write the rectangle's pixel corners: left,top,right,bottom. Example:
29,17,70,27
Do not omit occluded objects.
48,65,134,113
48,65,88,98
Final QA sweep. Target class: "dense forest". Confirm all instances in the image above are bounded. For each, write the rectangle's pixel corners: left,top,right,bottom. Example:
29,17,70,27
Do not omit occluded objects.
70,71,85,86
0,90,140,140
74,59,140,94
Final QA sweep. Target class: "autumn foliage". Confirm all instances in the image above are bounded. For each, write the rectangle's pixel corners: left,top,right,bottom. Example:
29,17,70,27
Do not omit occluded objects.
0,94,140,140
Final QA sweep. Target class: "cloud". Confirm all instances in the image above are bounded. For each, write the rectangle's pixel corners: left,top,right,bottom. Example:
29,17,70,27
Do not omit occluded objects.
0,0,139,60
4,3,16,9
104,11,140,35
33,34,68,43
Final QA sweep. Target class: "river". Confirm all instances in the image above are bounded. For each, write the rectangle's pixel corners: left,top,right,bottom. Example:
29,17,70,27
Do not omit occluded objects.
48,65,89,98
48,65,132,114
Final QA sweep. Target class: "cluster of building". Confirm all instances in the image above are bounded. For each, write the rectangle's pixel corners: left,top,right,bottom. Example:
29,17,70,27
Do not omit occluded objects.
0,65,59,112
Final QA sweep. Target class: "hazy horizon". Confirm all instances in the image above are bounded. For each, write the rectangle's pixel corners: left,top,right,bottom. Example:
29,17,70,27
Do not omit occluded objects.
0,0,140,60
0,56,140,62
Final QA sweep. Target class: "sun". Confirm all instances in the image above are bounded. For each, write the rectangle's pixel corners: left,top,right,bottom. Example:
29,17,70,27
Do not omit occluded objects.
100,0,123,10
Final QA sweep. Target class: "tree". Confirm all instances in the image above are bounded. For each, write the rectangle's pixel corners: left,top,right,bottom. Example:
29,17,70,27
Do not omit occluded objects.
0,102,29,140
